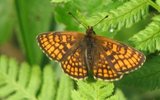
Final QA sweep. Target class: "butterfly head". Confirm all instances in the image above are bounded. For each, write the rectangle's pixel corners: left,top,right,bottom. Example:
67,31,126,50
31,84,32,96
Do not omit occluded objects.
86,26,96,37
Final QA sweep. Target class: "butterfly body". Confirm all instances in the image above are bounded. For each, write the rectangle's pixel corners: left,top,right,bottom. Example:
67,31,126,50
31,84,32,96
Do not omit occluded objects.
83,27,96,71
37,26,146,81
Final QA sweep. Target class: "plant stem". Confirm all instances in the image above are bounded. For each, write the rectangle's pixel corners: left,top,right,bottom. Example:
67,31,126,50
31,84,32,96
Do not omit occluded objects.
148,0,160,12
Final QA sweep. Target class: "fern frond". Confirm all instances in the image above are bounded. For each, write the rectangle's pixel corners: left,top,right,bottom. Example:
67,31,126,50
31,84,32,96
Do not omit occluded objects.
38,65,57,100
129,15,160,53
53,0,120,31
72,80,126,100
0,55,58,100
72,81,114,100
95,0,149,31
56,73,73,100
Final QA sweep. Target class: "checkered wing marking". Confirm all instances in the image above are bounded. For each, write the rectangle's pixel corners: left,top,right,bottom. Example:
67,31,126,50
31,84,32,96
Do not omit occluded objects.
61,47,88,79
93,50,123,81
37,32,83,61
96,36,146,74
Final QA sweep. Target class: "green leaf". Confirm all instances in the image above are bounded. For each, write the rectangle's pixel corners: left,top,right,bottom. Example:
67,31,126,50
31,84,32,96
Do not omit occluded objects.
95,0,149,31
108,89,126,100
156,0,160,6
72,80,126,100
53,0,149,38
0,0,16,44
38,65,57,100
0,55,57,100
56,73,73,100
15,0,52,64
129,15,160,53
53,0,120,31
117,55,160,90
51,0,71,3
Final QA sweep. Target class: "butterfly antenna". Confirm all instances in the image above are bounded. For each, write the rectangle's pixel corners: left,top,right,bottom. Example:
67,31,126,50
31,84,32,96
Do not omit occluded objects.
93,15,108,27
68,12,88,29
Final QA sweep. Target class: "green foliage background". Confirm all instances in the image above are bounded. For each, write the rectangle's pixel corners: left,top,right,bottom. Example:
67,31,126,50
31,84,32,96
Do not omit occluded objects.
0,0,160,100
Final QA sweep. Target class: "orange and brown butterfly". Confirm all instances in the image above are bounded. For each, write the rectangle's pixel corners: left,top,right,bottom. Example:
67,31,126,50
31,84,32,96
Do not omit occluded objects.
37,15,146,81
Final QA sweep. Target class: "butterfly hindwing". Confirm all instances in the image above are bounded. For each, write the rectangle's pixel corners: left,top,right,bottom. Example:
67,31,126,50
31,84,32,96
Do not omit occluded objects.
93,50,123,81
61,47,88,79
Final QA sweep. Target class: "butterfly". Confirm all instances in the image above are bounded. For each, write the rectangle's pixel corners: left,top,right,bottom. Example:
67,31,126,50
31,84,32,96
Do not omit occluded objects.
37,26,146,81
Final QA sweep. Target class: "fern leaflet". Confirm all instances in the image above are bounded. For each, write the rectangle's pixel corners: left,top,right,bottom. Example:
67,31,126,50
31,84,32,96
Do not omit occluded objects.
129,15,160,53
94,0,150,31
0,55,73,100
72,80,126,100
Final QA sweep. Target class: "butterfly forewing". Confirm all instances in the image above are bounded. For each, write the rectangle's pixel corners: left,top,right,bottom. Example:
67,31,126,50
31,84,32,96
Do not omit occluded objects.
37,32,84,61
92,36,146,80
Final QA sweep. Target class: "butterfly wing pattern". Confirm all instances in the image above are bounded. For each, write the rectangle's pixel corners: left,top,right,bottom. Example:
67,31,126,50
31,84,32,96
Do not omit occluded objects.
37,32,88,79
92,36,146,81
37,27,146,81
61,47,88,79
37,32,82,61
